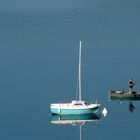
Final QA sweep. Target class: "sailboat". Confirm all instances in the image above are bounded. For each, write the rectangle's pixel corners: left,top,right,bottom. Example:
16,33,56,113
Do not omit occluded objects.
50,41,101,115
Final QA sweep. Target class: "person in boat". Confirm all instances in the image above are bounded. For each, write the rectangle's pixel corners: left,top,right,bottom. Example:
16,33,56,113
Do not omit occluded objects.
128,79,135,93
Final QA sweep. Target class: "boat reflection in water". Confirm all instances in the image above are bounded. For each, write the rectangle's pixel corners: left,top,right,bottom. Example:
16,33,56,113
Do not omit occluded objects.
51,113,100,140
51,113,100,125
129,101,135,113
109,99,136,113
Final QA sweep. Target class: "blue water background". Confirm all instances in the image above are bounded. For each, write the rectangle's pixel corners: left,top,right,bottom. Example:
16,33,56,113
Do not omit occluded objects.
0,0,140,139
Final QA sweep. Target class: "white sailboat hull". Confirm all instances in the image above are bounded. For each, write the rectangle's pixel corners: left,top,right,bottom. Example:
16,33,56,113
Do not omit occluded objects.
50,102,100,115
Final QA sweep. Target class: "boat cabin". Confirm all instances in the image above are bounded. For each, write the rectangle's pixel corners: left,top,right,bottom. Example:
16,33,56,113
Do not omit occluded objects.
71,100,87,106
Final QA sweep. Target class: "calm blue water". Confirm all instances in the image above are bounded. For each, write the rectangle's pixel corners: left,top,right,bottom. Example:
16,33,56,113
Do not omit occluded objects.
0,0,140,139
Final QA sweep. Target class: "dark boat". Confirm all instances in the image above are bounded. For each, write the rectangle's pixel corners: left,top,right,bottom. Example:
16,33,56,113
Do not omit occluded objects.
109,90,140,100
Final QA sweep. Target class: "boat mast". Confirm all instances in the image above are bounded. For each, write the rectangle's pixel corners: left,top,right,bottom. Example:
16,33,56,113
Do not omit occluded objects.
78,41,82,101
80,125,82,140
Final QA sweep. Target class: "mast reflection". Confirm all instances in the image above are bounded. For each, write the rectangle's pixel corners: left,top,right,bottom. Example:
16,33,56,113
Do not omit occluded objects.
51,113,100,140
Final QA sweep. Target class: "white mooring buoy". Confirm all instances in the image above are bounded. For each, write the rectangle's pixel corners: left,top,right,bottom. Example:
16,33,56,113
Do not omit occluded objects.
102,107,108,117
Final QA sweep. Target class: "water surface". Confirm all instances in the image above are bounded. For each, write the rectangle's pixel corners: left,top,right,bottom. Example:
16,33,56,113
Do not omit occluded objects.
0,0,140,139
